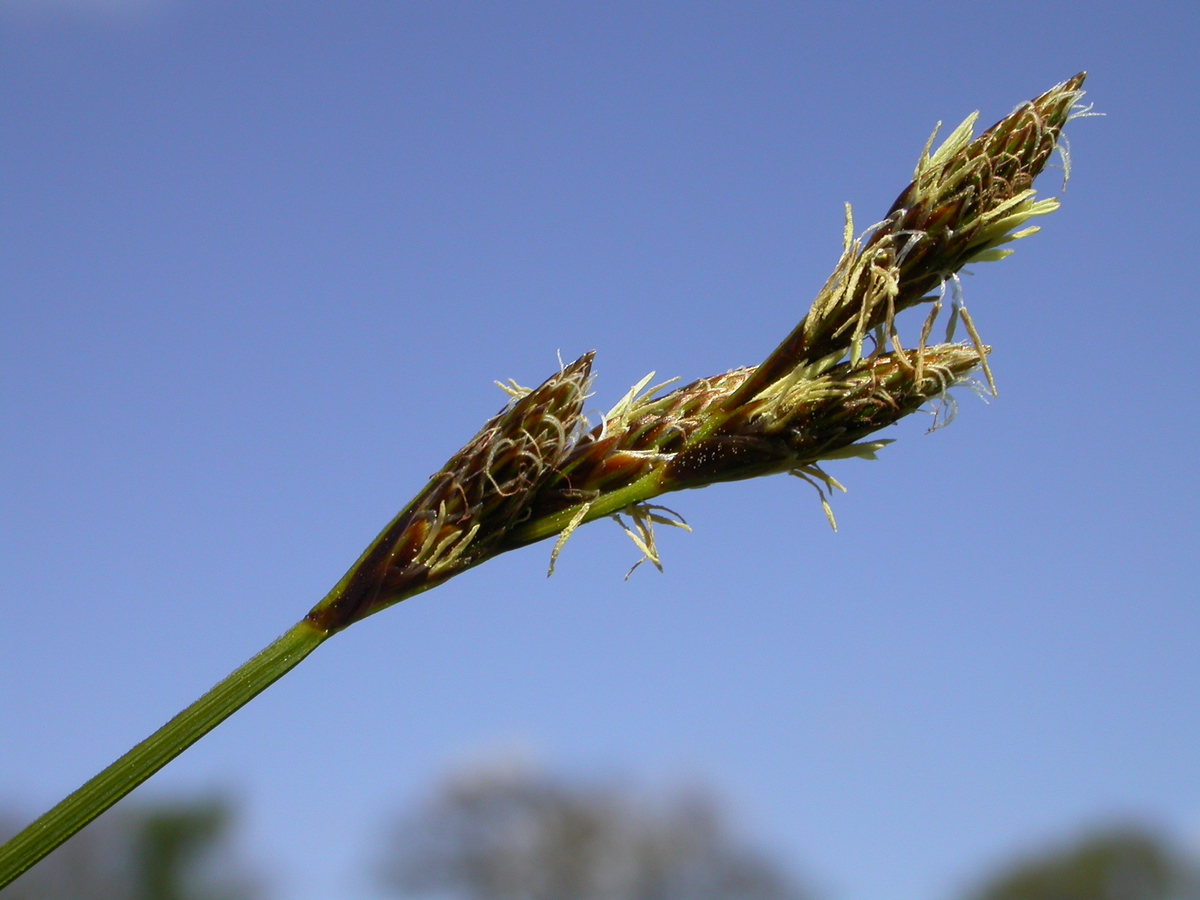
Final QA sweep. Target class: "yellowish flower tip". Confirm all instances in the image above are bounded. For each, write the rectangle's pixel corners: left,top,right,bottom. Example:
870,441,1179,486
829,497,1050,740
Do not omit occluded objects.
604,371,681,429
790,464,847,532
495,378,533,399
612,503,691,579
546,501,591,577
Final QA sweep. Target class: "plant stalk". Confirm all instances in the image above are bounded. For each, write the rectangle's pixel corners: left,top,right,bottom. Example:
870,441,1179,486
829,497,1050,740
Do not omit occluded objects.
0,619,328,889
0,73,1087,891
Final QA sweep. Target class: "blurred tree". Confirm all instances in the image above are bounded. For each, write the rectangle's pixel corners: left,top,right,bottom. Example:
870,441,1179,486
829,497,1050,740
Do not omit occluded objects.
967,827,1200,900
377,762,807,900
0,797,259,900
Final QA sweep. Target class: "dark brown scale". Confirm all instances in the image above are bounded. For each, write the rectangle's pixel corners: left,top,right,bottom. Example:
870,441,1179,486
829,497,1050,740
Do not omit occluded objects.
667,435,789,486
554,433,624,483
592,452,655,487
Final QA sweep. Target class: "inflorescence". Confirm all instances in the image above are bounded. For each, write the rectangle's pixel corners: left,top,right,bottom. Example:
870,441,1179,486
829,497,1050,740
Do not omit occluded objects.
306,74,1088,634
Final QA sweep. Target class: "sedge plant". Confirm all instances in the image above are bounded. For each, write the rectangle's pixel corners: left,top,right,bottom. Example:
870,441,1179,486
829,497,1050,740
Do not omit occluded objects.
0,73,1090,890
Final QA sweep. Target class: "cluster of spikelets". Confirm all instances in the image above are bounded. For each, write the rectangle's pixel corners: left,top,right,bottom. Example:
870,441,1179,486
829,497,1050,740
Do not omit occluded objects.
307,74,1089,634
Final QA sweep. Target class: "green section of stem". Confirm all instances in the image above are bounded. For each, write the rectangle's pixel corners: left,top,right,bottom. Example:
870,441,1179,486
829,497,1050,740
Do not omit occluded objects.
0,619,328,891
508,471,668,546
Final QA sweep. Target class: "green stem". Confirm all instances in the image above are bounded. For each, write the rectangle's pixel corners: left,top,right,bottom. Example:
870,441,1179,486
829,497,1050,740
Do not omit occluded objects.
508,470,668,546
0,619,328,890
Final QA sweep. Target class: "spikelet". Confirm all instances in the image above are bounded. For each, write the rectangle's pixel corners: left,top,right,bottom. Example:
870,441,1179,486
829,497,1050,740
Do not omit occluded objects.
728,73,1086,408
307,354,593,630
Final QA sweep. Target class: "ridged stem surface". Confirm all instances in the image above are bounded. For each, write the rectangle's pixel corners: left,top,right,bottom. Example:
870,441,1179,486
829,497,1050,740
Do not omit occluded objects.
0,620,328,889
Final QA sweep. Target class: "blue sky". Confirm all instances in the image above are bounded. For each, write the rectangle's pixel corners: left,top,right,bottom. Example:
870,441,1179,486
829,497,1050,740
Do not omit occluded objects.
2,3,1198,899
